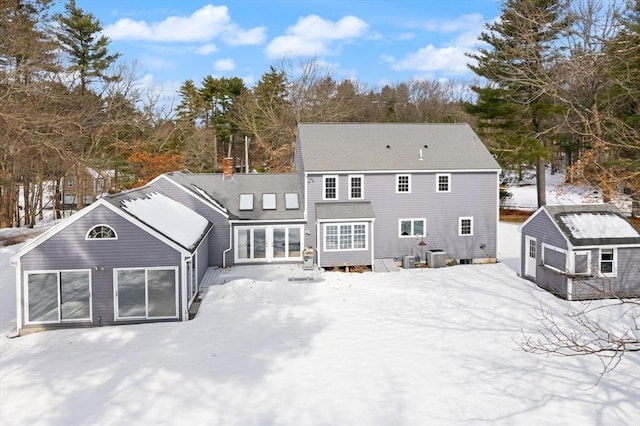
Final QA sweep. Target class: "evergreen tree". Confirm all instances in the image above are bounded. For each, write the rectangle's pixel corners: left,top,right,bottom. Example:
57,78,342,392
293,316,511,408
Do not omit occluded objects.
54,0,120,94
466,0,570,207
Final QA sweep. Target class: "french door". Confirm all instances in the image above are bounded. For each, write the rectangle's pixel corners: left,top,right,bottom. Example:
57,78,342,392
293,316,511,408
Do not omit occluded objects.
235,226,302,263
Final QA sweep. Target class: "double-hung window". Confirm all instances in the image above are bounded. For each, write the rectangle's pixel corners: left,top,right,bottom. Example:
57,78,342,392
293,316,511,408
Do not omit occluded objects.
599,248,616,277
399,219,425,237
324,223,367,251
323,175,338,200
436,174,451,193
459,217,473,236
349,175,363,199
396,174,411,193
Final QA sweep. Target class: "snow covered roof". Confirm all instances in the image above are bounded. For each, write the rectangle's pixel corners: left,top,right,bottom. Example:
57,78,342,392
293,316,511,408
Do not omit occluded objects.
120,192,211,251
544,204,640,247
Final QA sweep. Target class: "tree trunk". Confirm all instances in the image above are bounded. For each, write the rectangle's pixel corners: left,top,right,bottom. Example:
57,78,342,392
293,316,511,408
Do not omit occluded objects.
536,157,546,207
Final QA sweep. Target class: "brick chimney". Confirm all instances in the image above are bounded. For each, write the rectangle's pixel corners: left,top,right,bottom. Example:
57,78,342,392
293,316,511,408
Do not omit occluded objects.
222,157,234,179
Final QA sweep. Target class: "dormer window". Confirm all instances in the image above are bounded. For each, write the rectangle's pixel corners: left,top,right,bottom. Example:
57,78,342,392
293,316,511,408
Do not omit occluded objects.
86,225,117,239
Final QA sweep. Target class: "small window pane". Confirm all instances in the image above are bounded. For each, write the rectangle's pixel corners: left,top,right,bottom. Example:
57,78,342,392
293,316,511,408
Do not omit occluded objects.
88,225,116,239
28,273,59,322
60,271,91,320
117,270,146,318
326,225,338,250
147,270,176,318
413,220,424,236
400,220,411,236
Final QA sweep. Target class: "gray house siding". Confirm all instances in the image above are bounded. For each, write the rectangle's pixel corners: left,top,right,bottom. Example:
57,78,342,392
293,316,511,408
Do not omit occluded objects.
150,176,230,267
572,247,640,299
305,170,498,267
18,205,185,330
521,210,570,298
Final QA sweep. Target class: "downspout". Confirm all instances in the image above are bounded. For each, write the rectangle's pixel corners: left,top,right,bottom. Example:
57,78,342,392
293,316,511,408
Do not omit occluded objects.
316,221,321,268
12,259,22,336
182,257,188,321
370,218,376,267
222,224,233,268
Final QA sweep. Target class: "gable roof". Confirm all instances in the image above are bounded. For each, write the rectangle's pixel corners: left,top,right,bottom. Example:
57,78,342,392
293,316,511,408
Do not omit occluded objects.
297,122,501,172
542,204,640,247
161,171,305,221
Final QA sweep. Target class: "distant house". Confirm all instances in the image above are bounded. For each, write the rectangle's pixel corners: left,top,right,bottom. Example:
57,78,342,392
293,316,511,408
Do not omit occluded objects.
10,122,501,333
520,204,640,300
61,167,113,208
295,123,501,269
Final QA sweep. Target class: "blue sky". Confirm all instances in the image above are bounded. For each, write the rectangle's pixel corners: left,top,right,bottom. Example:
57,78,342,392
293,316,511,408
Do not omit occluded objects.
70,1,500,96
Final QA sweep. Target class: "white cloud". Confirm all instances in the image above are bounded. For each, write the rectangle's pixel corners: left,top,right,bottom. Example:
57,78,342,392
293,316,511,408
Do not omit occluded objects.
266,14,369,58
384,44,470,75
421,13,485,34
214,58,235,71
194,43,217,55
103,4,264,45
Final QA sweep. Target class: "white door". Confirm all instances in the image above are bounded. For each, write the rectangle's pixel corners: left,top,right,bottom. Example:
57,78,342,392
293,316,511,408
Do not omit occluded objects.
525,236,537,279
235,226,303,263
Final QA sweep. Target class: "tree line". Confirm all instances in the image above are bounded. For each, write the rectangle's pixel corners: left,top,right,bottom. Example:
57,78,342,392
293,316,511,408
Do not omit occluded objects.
1,0,639,229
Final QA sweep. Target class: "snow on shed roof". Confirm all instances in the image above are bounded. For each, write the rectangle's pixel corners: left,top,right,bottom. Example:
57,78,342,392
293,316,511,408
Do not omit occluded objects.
121,192,210,251
559,212,639,240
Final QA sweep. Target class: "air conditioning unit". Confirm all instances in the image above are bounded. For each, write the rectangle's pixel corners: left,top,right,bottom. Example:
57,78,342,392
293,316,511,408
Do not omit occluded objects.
427,250,447,268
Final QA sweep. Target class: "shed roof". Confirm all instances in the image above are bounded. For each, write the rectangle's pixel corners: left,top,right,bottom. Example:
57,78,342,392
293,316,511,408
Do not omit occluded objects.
543,204,640,247
163,171,305,221
297,122,501,172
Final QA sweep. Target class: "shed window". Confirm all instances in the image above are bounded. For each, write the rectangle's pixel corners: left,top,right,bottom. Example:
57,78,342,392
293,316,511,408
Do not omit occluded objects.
86,225,117,239
599,248,616,277
572,251,591,275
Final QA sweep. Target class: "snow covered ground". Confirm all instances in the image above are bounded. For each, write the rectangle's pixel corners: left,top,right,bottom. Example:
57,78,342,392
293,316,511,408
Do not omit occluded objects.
1,175,639,425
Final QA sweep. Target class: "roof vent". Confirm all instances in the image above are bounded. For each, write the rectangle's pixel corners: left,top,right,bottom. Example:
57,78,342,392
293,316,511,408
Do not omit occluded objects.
419,149,423,160
386,145,390,149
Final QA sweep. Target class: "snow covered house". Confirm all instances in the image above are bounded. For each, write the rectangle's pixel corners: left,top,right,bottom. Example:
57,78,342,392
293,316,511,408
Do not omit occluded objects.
520,204,640,300
10,122,501,333
295,123,501,269
10,190,212,334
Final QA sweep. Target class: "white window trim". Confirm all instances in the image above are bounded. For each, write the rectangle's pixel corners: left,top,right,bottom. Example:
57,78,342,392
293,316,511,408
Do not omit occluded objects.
396,174,411,193
24,269,92,325
569,250,592,275
113,267,179,321
323,222,368,252
598,248,617,278
323,175,339,200
398,218,426,238
541,243,567,273
436,173,451,193
85,224,118,240
458,217,473,236
348,174,364,200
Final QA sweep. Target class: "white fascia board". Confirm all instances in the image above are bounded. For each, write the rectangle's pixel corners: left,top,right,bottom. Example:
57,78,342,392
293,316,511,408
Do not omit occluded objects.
9,199,109,263
317,218,375,223
155,174,229,218
228,219,306,224
305,168,501,175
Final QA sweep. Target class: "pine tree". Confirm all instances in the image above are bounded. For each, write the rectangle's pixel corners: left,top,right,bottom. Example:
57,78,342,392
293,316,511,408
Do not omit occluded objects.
466,0,570,207
54,0,120,94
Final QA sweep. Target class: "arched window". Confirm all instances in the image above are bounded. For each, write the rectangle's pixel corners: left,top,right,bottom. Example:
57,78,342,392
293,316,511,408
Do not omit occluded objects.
86,225,117,240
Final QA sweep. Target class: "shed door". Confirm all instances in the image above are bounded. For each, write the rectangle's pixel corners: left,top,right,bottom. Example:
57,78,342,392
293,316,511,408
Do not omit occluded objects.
525,236,537,279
